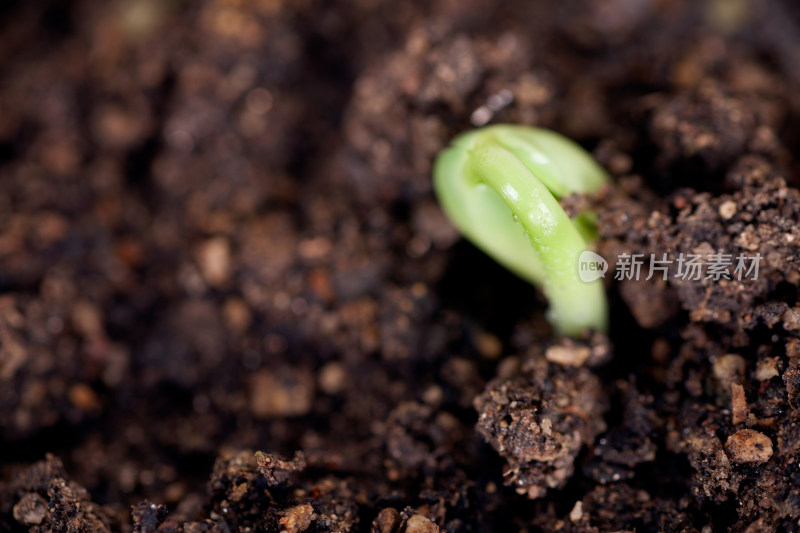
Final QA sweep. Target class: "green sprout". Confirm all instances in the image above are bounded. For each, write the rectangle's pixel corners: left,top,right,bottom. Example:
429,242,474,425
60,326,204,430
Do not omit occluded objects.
433,124,610,337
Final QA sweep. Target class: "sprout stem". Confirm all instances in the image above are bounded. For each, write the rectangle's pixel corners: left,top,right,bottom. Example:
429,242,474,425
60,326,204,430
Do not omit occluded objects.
433,125,610,336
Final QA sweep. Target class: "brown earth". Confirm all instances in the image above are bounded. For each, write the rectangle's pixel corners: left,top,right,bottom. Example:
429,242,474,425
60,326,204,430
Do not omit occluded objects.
2,0,800,531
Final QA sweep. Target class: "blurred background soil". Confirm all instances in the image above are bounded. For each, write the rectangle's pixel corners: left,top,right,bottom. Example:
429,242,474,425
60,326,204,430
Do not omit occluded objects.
2,0,800,531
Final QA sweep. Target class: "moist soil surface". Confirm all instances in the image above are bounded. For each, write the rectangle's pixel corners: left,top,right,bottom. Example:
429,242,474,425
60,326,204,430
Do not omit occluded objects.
2,1,800,532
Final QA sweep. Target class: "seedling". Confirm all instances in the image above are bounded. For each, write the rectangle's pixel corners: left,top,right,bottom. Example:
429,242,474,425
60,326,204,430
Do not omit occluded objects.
433,125,610,336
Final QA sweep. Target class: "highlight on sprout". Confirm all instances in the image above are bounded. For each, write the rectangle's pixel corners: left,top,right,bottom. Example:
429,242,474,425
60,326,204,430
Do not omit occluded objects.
433,124,611,337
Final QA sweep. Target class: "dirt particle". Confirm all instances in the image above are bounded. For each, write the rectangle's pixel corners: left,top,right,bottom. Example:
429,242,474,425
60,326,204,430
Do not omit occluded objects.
307,268,335,303
12,492,47,525
222,298,251,334
250,367,314,418
245,88,274,115
724,429,773,463
298,237,331,260
569,500,583,523
253,450,306,486
474,330,502,360
373,508,400,533
545,343,592,367
71,301,104,339
754,357,780,381
404,514,439,533
421,384,443,406
197,237,231,288
279,503,314,533
713,353,746,390
783,307,800,331
650,82,756,174
92,104,148,149
730,383,748,425
719,200,737,219
68,383,100,411
618,276,678,329
787,338,800,359
131,500,167,532
475,360,607,498
318,362,346,395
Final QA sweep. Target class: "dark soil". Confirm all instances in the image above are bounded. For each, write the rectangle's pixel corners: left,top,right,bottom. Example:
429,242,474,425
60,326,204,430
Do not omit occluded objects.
2,0,800,531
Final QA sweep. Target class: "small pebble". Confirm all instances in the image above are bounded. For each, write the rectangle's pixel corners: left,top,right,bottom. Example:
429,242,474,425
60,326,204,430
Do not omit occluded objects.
569,501,583,523
279,503,314,533
724,429,773,463
718,200,737,220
